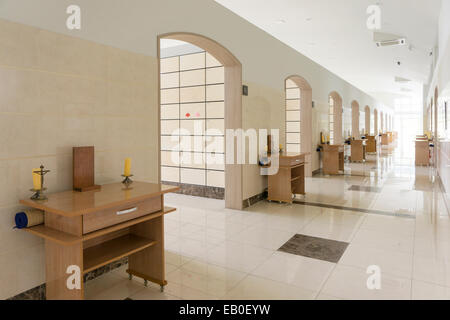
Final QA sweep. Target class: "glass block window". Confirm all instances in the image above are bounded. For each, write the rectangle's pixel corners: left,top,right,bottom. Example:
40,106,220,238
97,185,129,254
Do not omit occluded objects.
285,79,301,153
329,96,335,144
160,50,225,188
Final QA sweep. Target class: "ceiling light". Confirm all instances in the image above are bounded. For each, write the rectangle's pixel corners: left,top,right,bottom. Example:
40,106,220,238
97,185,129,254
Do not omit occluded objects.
275,19,286,24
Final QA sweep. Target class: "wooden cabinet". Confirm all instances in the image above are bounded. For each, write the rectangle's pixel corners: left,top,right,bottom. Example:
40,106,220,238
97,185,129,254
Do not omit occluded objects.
415,140,430,166
20,182,179,300
267,153,306,203
381,133,389,145
322,145,344,175
366,136,377,153
350,140,366,162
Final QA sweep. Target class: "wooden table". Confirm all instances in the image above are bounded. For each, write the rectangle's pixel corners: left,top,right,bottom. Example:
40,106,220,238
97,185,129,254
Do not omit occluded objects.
20,182,179,300
322,144,344,175
415,140,430,166
350,140,366,162
366,136,377,153
267,153,307,203
381,133,389,145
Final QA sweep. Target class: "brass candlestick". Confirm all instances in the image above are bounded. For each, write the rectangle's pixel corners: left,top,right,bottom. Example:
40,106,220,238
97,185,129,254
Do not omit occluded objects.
30,165,50,200
121,174,134,188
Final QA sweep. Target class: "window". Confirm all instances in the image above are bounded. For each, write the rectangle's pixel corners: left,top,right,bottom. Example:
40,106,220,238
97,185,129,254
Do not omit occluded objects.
285,79,301,153
160,50,225,188
329,96,335,144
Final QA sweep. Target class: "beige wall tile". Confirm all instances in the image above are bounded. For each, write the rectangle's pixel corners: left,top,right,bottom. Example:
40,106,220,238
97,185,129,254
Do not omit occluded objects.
206,67,224,84
206,84,224,101
180,86,205,103
0,19,38,69
180,52,205,71
180,69,205,87
160,56,179,73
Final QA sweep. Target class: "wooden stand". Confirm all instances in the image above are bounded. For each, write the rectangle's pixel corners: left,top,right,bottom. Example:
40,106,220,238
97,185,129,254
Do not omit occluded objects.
415,140,430,166
322,145,344,175
381,134,389,146
366,136,377,153
267,153,306,203
350,140,366,162
20,182,179,300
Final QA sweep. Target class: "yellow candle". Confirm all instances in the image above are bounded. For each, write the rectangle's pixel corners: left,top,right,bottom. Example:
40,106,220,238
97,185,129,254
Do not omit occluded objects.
124,158,131,177
32,168,41,190
321,133,325,144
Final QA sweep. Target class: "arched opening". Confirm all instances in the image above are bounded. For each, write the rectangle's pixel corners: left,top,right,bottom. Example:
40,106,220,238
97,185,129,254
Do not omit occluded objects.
328,92,343,144
351,100,360,139
374,109,378,135
365,106,371,135
158,32,243,209
285,75,313,176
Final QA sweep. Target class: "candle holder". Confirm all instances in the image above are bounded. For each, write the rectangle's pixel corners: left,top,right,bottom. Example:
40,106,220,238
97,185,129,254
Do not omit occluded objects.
121,174,134,188
30,165,50,201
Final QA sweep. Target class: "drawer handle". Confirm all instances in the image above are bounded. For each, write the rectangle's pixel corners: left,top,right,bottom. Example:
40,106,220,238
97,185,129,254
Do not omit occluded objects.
116,207,138,215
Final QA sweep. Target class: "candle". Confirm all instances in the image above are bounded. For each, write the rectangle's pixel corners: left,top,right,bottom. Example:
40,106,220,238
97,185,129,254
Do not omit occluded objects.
124,158,131,177
32,168,41,190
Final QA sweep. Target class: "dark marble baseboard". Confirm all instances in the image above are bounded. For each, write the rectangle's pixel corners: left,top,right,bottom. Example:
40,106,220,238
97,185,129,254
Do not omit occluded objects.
242,191,267,209
162,181,224,200
8,257,129,300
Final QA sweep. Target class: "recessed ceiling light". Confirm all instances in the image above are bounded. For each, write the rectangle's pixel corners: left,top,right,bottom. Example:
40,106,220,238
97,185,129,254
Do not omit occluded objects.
275,19,287,24
307,42,316,46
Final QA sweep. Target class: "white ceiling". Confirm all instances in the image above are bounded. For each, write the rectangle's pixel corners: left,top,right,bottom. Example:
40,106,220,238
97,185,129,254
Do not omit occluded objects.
215,0,442,107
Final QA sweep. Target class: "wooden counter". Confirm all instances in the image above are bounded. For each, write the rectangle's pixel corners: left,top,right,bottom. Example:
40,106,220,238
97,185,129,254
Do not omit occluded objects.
322,144,344,175
267,153,307,203
366,136,377,153
350,140,366,162
415,140,430,166
381,133,389,145
20,181,179,300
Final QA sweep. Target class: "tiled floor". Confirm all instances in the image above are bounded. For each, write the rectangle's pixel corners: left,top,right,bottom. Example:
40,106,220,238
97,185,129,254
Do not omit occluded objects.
86,143,450,300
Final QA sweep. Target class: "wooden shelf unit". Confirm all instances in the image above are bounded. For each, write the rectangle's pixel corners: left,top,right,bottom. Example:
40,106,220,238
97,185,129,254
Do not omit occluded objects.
415,140,430,166
20,182,179,300
267,153,307,203
83,234,157,274
366,136,377,153
322,144,344,175
350,140,366,162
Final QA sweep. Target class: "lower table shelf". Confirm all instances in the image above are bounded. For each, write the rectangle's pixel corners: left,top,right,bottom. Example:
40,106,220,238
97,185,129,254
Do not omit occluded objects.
83,234,157,274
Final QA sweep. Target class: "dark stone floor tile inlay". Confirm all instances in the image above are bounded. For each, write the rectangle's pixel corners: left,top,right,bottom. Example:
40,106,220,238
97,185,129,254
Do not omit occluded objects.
278,234,349,263
348,185,382,193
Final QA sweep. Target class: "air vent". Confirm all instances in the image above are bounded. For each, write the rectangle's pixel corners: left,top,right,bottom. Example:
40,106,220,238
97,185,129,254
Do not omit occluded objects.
373,32,407,47
376,38,406,47
395,77,411,83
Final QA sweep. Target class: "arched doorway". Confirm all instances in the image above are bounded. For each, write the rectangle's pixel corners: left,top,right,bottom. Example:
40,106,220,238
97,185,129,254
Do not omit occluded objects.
328,92,343,144
365,106,371,135
285,75,313,176
158,32,243,209
351,100,360,139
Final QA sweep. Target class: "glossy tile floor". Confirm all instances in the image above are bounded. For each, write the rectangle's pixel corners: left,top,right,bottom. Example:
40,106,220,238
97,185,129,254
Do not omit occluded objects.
86,144,450,300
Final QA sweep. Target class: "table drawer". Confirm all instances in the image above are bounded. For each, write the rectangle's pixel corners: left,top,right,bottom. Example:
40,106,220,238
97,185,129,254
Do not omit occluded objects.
280,155,304,167
82,197,162,234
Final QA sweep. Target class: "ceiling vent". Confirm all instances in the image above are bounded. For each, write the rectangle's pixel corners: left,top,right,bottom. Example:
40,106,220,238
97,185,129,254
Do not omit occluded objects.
395,76,411,83
373,32,407,47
